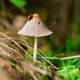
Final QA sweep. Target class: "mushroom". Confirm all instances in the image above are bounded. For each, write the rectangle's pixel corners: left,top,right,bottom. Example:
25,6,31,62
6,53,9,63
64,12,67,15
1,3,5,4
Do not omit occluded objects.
18,13,53,62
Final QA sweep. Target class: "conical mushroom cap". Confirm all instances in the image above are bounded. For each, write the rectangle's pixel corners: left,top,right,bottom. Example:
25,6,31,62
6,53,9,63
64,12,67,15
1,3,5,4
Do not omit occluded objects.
18,13,53,37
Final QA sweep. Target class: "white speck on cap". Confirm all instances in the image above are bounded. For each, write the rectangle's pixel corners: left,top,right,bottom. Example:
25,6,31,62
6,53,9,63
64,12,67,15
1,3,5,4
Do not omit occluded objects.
18,13,53,37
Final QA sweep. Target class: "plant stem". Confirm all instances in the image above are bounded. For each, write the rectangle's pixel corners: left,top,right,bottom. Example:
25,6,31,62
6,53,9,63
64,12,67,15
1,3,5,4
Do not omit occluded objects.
60,55,80,60
41,55,80,60
33,37,37,62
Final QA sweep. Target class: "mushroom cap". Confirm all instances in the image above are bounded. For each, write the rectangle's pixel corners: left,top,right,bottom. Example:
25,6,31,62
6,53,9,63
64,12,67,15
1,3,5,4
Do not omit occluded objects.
18,13,53,37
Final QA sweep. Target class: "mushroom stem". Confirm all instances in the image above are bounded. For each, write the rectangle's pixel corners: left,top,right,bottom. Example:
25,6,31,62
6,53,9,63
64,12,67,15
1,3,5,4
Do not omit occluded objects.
33,37,37,62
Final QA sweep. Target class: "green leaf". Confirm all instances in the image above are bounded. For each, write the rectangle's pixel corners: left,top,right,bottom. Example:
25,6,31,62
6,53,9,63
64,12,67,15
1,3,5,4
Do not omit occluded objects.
10,0,26,9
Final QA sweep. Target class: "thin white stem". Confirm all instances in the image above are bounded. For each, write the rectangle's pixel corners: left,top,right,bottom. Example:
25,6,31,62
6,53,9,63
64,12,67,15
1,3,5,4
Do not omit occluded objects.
60,55,80,60
33,37,37,62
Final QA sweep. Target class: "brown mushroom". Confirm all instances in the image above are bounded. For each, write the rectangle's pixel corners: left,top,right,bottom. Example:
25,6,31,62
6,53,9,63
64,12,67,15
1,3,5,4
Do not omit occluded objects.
18,13,53,62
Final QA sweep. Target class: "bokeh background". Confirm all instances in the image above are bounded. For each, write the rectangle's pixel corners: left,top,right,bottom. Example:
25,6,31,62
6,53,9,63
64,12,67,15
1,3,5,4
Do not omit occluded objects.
0,0,80,51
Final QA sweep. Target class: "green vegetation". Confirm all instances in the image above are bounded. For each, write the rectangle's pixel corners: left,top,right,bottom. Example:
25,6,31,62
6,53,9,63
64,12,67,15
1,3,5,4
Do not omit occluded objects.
10,0,26,10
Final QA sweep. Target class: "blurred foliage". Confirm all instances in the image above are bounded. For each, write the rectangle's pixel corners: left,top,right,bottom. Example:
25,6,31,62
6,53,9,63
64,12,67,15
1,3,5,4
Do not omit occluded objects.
66,37,72,53
9,0,26,10
57,65,80,80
